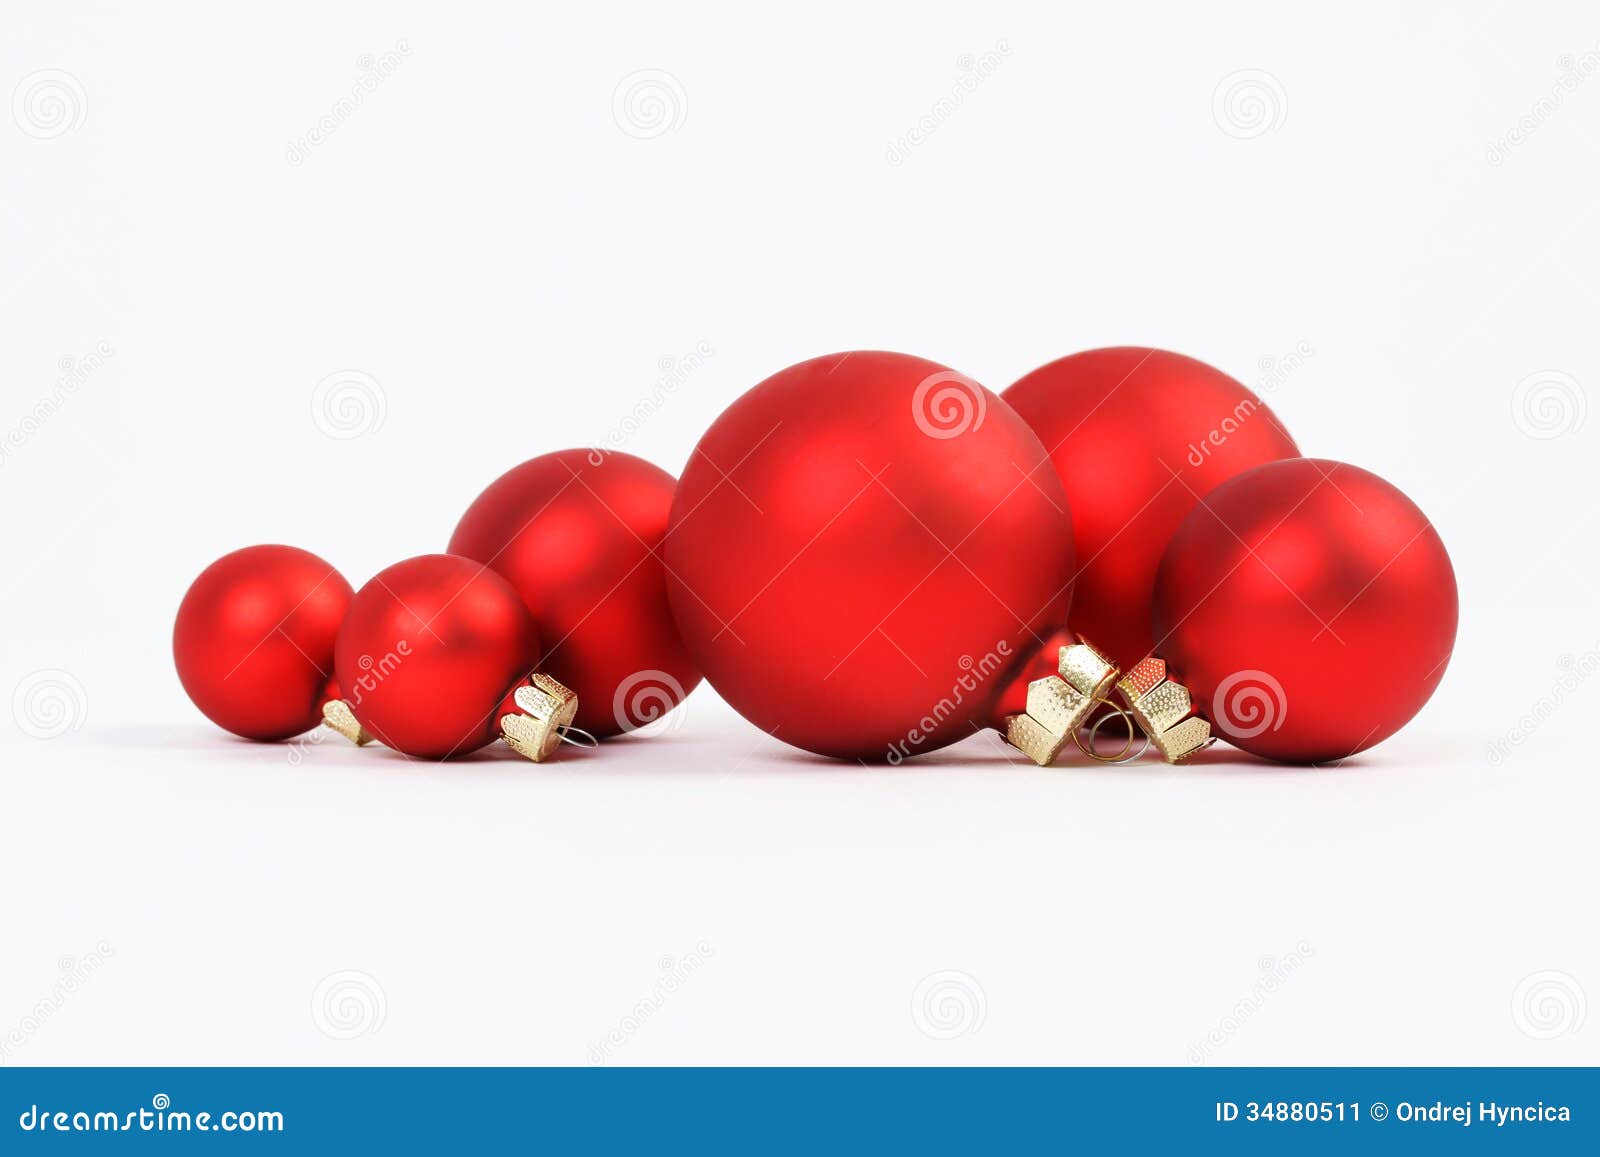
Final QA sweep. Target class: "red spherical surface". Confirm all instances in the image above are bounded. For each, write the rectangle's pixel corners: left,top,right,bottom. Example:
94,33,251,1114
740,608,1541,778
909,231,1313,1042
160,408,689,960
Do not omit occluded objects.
174,545,353,740
665,351,1076,761
1003,347,1299,671
448,449,700,738
336,554,542,758
1151,459,1457,763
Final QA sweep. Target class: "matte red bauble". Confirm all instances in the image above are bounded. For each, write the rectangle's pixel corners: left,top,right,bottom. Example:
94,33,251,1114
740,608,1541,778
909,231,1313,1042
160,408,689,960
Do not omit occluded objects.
173,544,352,740
664,351,1076,761
334,554,544,759
1003,347,1299,672
1150,459,1457,763
448,449,700,738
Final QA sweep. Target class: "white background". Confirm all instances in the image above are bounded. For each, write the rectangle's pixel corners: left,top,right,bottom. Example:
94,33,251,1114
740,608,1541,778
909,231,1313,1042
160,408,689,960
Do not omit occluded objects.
2,1,1595,1066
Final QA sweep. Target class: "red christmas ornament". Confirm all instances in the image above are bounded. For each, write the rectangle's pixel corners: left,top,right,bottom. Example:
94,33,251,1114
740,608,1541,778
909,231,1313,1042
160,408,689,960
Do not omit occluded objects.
664,351,1077,761
1148,458,1457,763
331,554,576,760
1003,347,1299,672
173,544,353,740
448,449,700,738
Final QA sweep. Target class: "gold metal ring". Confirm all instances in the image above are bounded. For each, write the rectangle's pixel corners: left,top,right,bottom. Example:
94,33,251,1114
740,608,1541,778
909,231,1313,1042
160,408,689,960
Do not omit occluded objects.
1070,706,1151,765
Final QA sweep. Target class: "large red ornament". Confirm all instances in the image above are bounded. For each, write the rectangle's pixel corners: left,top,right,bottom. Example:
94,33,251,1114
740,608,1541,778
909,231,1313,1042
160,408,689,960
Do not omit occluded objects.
173,544,353,740
664,351,1076,761
334,554,543,758
1003,347,1299,672
448,449,699,738
1150,458,1457,763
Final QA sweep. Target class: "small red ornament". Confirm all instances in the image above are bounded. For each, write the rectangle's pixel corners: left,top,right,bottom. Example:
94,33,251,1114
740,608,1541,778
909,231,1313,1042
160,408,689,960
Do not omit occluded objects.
1149,458,1457,763
173,544,353,740
1003,347,1299,672
448,449,700,738
665,351,1077,761
331,554,572,760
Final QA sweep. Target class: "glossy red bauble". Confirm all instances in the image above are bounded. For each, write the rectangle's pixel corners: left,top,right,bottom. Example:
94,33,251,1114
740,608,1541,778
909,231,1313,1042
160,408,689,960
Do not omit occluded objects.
335,554,542,758
1151,459,1457,763
173,544,353,740
1004,347,1299,672
449,449,699,738
665,351,1076,761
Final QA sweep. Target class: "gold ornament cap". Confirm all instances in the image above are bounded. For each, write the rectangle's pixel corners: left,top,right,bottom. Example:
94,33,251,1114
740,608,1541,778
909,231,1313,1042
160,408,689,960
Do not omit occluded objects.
1114,656,1213,763
322,699,372,746
1002,639,1120,766
499,673,580,763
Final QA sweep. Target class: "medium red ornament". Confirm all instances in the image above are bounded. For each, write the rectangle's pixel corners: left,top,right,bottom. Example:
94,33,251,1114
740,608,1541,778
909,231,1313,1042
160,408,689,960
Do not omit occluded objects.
664,351,1077,761
173,544,353,740
332,554,565,759
1149,459,1457,763
448,449,700,738
1003,347,1300,672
